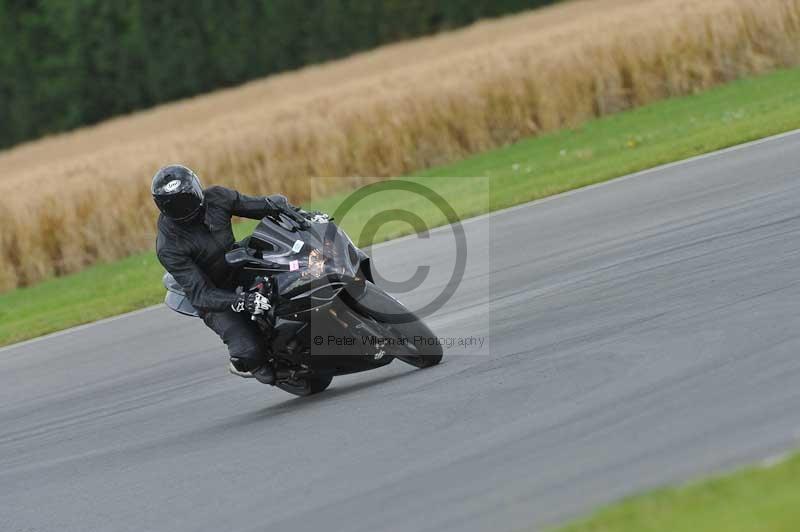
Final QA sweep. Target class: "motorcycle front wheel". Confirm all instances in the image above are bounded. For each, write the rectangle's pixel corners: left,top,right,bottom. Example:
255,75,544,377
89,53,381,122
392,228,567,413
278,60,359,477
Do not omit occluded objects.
348,282,443,369
387,318,443,368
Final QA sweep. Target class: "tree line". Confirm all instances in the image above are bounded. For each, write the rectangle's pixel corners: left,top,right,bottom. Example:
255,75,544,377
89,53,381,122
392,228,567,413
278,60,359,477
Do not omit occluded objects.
0,0,556,149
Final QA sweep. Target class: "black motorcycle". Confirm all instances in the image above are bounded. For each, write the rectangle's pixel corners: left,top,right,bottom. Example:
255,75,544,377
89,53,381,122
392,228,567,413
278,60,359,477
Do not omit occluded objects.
163,208,443,397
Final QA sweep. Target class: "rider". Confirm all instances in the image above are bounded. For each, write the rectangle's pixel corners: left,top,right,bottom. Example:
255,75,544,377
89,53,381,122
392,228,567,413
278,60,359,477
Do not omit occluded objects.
152,164,295,384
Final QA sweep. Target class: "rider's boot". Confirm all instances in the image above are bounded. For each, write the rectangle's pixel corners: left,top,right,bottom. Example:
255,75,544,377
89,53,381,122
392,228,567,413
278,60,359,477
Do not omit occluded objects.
228,358,254,378
228,357,275,385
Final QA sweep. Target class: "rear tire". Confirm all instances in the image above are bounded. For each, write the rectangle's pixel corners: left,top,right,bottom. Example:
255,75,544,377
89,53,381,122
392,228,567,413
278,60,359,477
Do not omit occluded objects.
275,375,333,397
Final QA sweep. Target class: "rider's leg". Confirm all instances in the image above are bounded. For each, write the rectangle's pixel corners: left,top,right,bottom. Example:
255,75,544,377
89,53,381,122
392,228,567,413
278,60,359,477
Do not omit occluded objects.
201,310,275,383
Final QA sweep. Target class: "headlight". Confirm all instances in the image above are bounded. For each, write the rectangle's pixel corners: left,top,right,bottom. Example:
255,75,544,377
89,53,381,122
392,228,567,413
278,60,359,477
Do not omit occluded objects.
304,248,325,278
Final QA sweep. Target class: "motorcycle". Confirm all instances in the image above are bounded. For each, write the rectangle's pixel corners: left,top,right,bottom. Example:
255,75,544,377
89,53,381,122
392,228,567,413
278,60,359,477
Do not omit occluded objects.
162,207,443,397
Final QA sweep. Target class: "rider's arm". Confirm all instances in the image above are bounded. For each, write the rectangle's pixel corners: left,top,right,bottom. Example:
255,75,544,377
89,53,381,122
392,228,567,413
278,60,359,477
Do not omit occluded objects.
157,245,237,313
209,186,294,220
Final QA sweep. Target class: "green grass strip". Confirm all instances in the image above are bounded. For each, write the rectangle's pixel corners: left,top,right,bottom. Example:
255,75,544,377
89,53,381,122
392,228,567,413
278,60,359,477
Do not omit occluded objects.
556,453,800,532
2,67,800,346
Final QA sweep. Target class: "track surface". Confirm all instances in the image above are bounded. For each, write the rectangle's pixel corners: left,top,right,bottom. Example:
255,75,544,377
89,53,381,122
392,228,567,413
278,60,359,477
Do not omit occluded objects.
3,132,800,532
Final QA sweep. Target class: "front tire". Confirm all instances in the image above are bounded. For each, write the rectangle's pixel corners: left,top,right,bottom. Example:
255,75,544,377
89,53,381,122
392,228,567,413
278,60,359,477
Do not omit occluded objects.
397,352,442,368
389,319,443,368
347,282,443,369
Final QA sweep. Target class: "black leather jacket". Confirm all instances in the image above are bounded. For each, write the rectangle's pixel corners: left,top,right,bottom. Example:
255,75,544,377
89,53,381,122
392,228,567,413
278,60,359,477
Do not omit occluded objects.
156,186,288,314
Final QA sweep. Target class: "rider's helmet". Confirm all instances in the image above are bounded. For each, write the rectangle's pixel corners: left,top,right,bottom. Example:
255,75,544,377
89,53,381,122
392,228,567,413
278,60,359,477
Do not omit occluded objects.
151,164,205,222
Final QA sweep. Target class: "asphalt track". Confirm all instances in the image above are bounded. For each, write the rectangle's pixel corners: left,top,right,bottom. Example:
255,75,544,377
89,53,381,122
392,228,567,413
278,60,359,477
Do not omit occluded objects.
3,131,800,532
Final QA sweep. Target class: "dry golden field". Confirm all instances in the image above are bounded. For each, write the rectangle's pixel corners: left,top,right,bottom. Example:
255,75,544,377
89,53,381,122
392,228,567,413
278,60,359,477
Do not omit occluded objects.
1,0,799,291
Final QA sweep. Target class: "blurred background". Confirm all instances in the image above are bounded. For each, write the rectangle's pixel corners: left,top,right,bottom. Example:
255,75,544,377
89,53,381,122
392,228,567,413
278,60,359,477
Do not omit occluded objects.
1,0,797,296
0,0,798,336
0,0,557,149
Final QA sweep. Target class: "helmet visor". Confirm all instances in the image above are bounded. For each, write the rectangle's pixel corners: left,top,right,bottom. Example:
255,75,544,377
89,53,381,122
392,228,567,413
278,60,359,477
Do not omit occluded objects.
157,192,203,221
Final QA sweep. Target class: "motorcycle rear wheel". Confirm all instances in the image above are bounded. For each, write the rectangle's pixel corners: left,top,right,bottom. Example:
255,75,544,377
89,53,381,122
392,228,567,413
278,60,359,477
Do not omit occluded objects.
275,375,333,397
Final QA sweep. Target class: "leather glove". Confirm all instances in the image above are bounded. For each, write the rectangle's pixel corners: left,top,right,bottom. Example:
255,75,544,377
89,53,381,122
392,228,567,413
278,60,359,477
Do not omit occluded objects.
265,195,310,229
231,291,271,315
298,209,331,223
264,194,290,216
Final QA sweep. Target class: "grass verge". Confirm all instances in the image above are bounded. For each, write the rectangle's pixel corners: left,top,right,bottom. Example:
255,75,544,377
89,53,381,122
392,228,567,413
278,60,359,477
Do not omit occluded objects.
556,452,800,532
2,67,800,346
